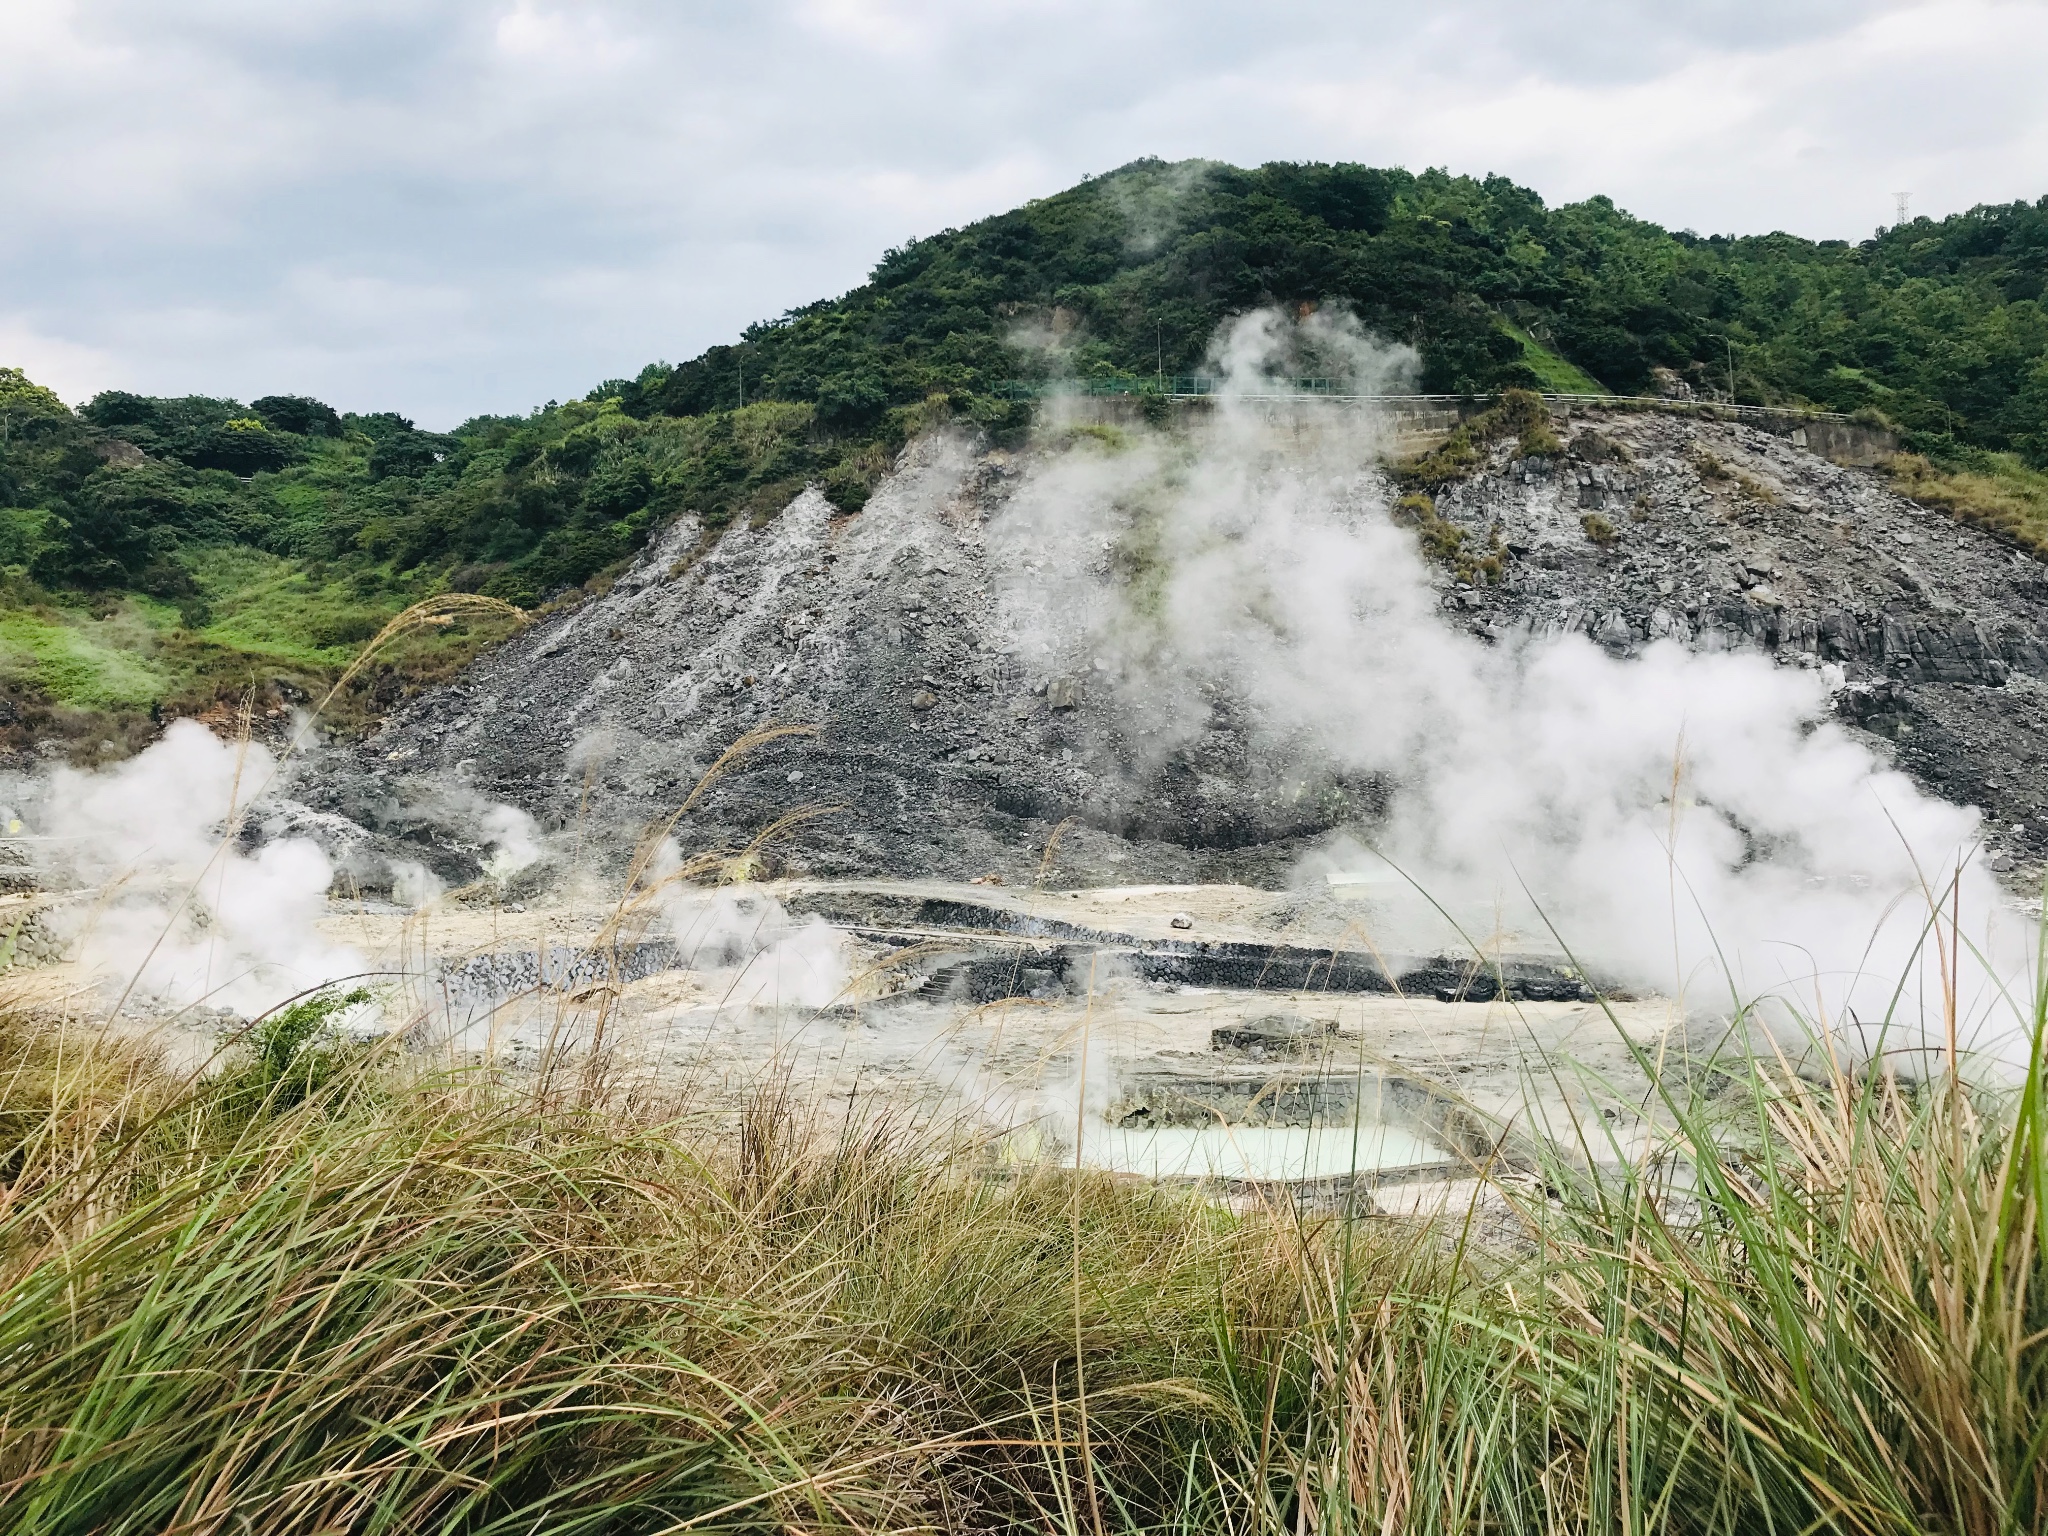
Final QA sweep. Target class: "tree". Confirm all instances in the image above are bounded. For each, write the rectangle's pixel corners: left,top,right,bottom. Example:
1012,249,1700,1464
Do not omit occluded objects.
251,395,344,437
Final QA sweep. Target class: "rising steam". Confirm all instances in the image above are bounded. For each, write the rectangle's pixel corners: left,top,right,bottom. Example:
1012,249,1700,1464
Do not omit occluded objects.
998,308,2030,1060
14,309,2031,1064
650,838,853,1010
29,719,550,1018
36,721,363,1018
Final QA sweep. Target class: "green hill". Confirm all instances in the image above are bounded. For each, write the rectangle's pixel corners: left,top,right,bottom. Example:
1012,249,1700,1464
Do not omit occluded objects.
4,158,2046,759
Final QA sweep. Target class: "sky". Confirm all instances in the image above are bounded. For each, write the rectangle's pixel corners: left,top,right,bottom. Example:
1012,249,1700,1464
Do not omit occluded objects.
3,0,2045,428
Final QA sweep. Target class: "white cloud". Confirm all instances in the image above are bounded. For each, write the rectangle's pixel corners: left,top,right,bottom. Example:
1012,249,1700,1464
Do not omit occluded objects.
0,1,2040,424
1273,0,2048,238
0,317,121,406
794,0,932,57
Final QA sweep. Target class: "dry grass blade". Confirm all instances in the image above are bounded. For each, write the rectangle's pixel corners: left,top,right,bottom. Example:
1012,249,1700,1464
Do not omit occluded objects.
323,594,526,713
618,721,820,901
1,901,2043,1533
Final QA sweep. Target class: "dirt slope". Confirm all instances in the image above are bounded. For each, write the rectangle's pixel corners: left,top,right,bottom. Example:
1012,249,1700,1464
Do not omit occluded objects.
287,407,2048,893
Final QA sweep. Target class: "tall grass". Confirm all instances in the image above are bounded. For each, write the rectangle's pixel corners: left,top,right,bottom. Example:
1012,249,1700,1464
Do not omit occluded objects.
1887,449,2048,559
1,965,2044,1532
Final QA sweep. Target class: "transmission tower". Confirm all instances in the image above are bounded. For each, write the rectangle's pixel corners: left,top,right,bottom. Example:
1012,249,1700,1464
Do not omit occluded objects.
1893,191,1911,227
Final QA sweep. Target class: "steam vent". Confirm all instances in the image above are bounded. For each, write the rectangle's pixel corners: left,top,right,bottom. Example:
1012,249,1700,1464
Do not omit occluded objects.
16,389,2045,1201
299,397,2048,892
147,389,2022,1196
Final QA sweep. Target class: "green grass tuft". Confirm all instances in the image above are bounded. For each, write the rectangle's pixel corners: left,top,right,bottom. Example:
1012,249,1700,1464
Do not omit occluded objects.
3,957,2042,1533
1888,450,2048,560
1499,320,1609,395
0,607,171,708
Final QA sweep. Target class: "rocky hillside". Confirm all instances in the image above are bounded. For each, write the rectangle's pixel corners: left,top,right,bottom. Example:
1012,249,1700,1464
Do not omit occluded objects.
9,162,2047,766
287,400,2048,894
1431,407,2048,877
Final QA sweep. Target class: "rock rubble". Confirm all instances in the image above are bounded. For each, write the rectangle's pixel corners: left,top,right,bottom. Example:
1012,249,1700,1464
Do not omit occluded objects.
285,409,2048,892
1429,408,2048,872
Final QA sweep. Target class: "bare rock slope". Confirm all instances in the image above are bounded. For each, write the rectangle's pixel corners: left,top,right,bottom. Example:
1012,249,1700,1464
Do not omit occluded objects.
291,407,2048,890
1430,408,2048,875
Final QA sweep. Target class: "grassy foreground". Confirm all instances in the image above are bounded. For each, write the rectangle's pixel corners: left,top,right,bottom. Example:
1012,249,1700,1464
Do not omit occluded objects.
1,981,2045,1534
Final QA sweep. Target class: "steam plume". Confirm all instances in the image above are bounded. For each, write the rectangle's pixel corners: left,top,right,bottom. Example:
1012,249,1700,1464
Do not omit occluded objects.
38,720,362,1018
997,309,2030,1061
28,719,551,1016
651,839,853,1010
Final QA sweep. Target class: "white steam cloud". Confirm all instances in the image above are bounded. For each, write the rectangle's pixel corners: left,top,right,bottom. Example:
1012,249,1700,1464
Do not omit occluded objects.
998,309,2032,1064
1205,304,1419,395
39,721,363,1018
651,841,853,1010
29,720,554,1013
480,802,544,878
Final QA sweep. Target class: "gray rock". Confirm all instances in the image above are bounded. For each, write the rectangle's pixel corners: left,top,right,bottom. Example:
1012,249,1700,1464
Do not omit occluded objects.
278,413,2048,889
1210,1014,1337,1059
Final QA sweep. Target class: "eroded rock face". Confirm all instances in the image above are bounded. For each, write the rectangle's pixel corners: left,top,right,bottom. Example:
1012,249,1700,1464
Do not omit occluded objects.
1427,409,2048,866
298,432,1336,889
1441,415,2047,685
288,409,2048,890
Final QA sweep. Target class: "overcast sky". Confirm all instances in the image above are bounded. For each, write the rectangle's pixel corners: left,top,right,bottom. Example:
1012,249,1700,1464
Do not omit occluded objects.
4,0,2045,427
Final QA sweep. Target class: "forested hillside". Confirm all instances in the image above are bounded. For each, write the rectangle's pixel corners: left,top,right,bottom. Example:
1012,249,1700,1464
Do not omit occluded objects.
615,161,2048,450
4,157,2046,759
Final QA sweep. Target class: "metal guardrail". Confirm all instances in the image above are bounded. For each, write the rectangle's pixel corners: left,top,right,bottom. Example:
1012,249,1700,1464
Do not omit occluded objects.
997,379,1855,424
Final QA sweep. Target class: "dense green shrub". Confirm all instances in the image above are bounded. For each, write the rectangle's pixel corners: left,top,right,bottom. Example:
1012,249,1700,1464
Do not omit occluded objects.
251,394,344,437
